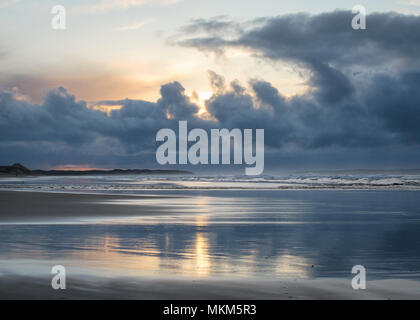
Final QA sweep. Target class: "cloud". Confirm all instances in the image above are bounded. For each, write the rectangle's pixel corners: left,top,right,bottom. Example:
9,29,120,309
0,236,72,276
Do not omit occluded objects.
115,18,154,31
1,11,420,170
171,10,420,149
175,11,420,99
77,0,182,14
1,68,420,169
176,11,420,65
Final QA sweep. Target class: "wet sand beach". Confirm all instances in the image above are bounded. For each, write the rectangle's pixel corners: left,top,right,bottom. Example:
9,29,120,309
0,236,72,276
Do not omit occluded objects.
0,190,419,300
0,191,164,223
1,275,419,300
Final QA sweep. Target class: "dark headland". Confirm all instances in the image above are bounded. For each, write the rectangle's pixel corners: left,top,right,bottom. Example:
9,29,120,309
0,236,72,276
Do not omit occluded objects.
0,163,191,177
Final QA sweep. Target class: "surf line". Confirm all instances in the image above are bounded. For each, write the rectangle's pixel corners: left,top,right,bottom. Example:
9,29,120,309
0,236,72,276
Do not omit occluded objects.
156,120,264,175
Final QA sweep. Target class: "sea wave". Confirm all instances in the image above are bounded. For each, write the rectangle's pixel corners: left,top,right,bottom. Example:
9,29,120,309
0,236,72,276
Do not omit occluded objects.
1,173,420,191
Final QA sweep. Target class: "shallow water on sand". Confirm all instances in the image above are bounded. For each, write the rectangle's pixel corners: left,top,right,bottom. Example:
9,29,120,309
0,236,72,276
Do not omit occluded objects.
0,190,420,280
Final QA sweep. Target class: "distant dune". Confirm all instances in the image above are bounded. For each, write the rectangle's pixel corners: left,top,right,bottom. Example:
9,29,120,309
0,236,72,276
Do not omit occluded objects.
0,163,32,176
0,163,191,176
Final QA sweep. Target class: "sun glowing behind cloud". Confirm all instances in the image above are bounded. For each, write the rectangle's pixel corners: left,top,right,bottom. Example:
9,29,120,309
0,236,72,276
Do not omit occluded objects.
187,90,212,116
90,104,124,115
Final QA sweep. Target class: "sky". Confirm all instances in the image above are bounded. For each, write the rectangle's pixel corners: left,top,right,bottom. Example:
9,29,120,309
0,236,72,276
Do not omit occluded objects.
1,0,420,172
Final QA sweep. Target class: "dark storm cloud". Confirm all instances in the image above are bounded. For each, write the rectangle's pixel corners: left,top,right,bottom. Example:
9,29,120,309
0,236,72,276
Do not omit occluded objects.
180,16,241,36
176,10,420,105
0,87,110,145
173,10,420,149
1,10,420,169
0,81,216,168
177,11,420,66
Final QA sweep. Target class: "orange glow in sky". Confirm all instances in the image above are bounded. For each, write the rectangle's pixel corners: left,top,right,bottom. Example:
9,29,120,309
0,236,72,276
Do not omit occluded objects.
51,164,107,171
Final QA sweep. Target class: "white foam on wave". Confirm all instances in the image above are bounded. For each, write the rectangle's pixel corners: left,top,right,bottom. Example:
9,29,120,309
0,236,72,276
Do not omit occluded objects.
1,173,420,191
